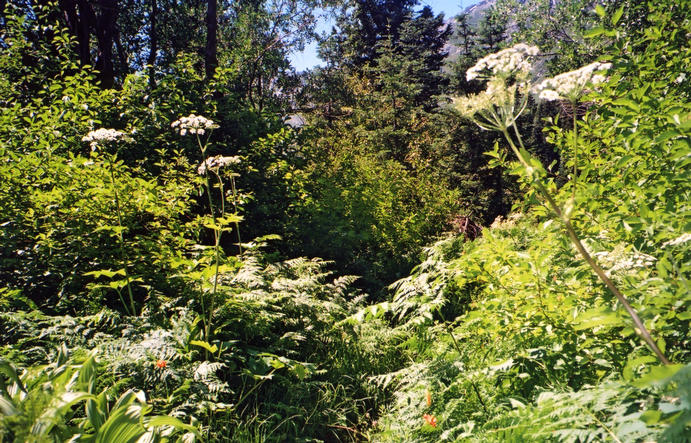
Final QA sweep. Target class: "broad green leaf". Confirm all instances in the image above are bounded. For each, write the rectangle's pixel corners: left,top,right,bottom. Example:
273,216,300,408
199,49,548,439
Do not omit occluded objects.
145,416,201,437
611,6,624,25
0,396,18,415
0,360,26,393
640,410,662,425
86,396,106,432
84,269,126,279
623,355,657,381
190,340,218,354
93,403,147,443
584,26,605,38
574,310,622,331
633,364,684,387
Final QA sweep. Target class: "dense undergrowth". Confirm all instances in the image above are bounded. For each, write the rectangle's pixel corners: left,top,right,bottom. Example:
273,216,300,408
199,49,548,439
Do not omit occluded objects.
1,0,690,441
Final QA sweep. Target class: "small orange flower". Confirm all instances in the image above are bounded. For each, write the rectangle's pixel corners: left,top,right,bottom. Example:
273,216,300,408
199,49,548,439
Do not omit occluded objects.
423,414,437,427
426,390,432,407
155,359,167,369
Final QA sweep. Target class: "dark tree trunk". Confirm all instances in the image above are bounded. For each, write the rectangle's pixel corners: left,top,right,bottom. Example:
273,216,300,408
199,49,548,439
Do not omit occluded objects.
58,0,91,66
205,0,217,79
94,0,117,88
114,25,128,74
148,0,157,88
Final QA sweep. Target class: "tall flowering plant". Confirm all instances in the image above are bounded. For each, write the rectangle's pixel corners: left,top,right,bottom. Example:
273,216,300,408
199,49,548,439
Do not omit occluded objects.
172,114,242,345
455,44,669,365
82,128,139,316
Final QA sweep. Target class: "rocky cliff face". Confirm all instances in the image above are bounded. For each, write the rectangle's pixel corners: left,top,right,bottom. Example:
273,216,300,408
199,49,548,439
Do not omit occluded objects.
444,0,497,62
463,0,497,25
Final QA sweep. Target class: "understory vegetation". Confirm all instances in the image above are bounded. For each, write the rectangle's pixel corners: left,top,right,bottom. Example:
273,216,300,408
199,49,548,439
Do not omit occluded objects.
1,0,689,441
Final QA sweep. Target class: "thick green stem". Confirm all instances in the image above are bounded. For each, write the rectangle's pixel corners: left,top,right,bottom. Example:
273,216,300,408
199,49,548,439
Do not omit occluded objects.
197,136,221,347
229,176,242,255
499,128,670,365
571,102,578,199
107,157,136,316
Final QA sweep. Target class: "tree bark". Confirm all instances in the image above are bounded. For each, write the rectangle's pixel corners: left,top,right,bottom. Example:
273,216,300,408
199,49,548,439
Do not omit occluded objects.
59,0,91,66
148,0,158,88
205,0,218,79
94,0,117,88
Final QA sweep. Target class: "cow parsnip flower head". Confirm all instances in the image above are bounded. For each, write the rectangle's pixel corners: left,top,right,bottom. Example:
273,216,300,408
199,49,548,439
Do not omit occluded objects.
466,43,539,82
456,44,539,131
82,128,124,151
662,232,691,248
197,155,241,175
533,61,612,102
171,114,218,136
454,78,529,130
455,79,512,115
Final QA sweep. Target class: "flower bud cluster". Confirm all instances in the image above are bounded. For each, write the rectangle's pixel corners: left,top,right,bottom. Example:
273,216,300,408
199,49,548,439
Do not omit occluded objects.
197,155,241,175
592,244,656,278
533,62,612,101
662,232,691,248
466,43,539,81
455,79,519,119
171,114,218,136
82,128,124,150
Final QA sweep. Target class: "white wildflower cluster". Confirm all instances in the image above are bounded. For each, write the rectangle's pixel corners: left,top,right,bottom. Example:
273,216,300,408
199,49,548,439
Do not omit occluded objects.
197,155,241,175
455,83,507,114
455,44,539,128
490,212,524,229
662,232,691,248
82,128,124,150
593,244,656,277
454,80,523,128
171,114,218,136
466,43,539,81
533,62,612,101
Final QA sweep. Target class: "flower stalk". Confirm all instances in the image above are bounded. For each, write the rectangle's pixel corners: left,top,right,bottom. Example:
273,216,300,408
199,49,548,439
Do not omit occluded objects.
456,45,670,365
83,129,137,316
106,156,137,316
172,115,243,347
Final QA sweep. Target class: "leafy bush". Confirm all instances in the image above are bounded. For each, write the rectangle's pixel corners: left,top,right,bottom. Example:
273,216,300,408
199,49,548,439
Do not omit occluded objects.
0,348,197,442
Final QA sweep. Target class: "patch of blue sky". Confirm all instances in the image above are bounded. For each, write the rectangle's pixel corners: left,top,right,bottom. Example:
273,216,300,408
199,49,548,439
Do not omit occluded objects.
288,0,482,71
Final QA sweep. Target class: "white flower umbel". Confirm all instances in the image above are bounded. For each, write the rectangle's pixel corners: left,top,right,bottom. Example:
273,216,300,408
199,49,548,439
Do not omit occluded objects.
171,114,218,136
466,43,539,81
82,128,124,150
457,44,539,131
533,61,612,102
593,244,657,278
662,232,691,248
197,155,241,175
454,79,528,131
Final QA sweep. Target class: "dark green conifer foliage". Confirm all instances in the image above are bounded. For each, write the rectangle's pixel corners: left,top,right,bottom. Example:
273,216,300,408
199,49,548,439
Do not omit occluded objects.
339,0,418,67
398,6,449,109
476,5,507,52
